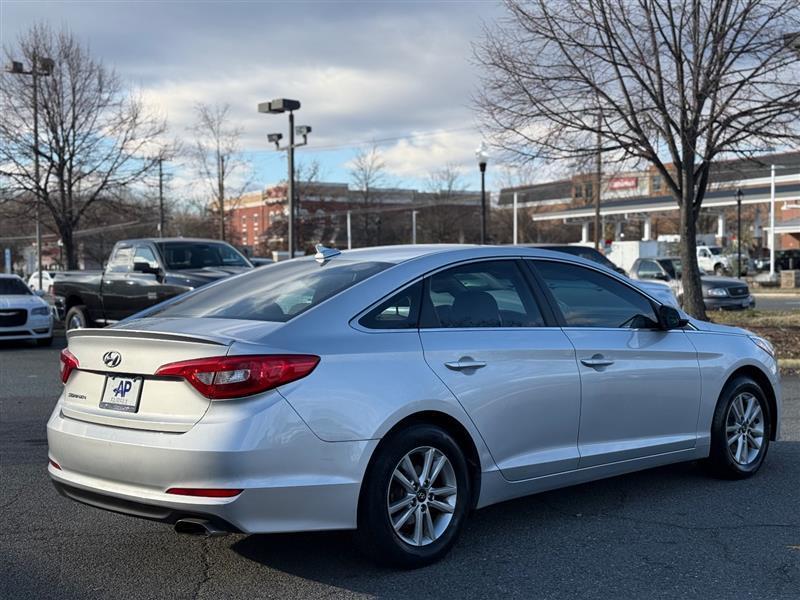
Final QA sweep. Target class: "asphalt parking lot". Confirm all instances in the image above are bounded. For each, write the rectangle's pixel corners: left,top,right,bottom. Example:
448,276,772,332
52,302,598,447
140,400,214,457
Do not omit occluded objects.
1,336,798,600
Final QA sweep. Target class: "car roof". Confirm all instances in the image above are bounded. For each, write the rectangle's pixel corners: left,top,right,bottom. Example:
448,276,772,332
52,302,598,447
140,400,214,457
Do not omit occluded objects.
0,274,23,280
116,238,238,245
326,244,616,269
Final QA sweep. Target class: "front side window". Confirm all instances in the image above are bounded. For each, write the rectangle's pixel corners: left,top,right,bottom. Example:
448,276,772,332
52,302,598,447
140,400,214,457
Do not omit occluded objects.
144,259,391,323
421,260,544,328
134,246,159,269
534,260,658,329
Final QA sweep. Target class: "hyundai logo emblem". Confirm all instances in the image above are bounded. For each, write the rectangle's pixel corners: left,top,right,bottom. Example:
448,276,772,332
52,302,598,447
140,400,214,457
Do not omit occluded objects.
103,351,122,368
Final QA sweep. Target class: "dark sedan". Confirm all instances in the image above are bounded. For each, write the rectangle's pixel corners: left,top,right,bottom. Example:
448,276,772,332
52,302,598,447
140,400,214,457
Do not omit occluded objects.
630,257,755,310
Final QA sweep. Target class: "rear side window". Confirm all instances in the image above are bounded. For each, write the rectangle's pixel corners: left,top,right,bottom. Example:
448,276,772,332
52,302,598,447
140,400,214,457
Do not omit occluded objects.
420,260,544,328
534,260,658,329
143,259,391,322
359,281,422,330
107,246,133,273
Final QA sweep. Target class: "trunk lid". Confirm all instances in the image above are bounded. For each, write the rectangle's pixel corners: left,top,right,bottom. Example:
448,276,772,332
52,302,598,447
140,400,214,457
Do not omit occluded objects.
62,328,232,432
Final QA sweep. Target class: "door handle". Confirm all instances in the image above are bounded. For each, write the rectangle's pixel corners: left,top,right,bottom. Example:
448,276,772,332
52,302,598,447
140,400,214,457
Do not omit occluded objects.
445,359,487,371
580,355,615,369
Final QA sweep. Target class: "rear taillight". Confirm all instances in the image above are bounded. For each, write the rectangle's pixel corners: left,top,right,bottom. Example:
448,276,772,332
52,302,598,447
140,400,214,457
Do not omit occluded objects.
154,354,320,400
166,488,242,498
60,349,79,384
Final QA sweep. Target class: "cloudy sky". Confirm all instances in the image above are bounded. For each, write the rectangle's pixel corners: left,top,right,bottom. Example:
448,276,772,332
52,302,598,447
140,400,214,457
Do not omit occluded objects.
2,0,508,197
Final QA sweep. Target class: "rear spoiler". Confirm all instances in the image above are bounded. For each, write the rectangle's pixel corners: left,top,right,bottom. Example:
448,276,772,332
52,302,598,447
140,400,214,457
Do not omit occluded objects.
66,329,229,346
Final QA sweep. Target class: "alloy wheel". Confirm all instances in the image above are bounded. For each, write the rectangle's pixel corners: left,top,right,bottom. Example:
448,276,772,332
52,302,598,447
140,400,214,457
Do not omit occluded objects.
725,392,765,466
386,446,457,547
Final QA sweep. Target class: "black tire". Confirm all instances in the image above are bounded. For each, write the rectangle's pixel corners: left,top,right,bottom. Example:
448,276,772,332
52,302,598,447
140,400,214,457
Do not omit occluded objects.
704,376,771,479
714,263,725,276
36,336,54,347
356,424,471,568
65,305,89,330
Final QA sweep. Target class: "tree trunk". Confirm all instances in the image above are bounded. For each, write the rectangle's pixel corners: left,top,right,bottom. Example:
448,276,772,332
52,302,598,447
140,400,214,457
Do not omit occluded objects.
60,225,78,270
678,196,706,320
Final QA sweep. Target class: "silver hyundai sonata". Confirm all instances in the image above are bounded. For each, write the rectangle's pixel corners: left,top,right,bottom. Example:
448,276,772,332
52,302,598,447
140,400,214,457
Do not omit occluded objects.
47,245,781,567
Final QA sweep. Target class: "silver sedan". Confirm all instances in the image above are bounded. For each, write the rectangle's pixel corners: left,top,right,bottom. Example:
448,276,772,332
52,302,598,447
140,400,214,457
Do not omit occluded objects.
47,245,781,567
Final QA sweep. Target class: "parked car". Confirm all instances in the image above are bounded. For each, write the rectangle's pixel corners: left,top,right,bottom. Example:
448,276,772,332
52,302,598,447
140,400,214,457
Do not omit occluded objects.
756,249,800,272
53,238,253,330
28,270,63,295
630,257,755,310
533,244,679,307
696,245,733,275
0,274,54,346
48,245,780,567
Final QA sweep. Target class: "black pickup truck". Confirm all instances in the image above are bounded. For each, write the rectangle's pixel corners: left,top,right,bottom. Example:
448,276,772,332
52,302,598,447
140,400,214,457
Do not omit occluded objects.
54,238,253,329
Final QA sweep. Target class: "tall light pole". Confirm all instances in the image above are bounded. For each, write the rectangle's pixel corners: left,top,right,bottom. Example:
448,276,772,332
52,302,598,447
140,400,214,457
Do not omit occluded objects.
7,55,54,289
736,188,743,278
259,99,310,259
411,210,419,244
770,165,776,278
475,142,489,244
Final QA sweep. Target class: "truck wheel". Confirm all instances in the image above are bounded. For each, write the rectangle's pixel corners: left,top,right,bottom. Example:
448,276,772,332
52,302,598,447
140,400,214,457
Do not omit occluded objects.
714,263,725,276
65,305,89,330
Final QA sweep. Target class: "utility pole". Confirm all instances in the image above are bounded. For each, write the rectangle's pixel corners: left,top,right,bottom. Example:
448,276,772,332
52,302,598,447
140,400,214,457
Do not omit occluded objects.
411,210,418,244
288,110,295,257
218,153,225,241
594,111,602,250
158,157,164,237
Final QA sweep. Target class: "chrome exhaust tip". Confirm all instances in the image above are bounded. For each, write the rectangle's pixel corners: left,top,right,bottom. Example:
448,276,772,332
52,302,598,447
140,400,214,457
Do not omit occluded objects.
174,518,227,537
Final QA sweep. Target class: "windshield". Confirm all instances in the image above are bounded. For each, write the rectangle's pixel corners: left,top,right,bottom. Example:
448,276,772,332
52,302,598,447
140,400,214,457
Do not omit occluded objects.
144,259,391,322
156,242,250,270
0,278,32,295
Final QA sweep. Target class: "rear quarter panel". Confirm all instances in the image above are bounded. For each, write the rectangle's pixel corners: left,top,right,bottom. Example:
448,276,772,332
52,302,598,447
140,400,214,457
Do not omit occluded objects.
55,272,105,320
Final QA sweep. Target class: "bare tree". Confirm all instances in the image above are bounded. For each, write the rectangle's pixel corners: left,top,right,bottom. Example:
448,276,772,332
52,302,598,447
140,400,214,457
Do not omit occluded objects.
349,145,388,246
422,164,472,243
188,102,251,241
0,23,166,268
476,0,800,318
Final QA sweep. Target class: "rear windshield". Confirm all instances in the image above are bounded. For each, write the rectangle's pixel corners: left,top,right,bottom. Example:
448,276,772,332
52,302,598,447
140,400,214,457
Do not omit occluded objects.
0,278,32,295
156,242,250,269
144,259,391,322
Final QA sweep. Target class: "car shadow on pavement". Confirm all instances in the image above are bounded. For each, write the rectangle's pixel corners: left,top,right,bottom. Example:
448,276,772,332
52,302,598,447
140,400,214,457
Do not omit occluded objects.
230,445,800,599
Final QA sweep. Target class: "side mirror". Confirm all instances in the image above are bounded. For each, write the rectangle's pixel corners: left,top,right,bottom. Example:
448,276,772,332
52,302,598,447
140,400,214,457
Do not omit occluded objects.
133,261,159,275
658,305,689,330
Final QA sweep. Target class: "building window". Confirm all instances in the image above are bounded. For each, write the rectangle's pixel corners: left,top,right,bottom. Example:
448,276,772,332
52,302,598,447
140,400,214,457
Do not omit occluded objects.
652,175,662,194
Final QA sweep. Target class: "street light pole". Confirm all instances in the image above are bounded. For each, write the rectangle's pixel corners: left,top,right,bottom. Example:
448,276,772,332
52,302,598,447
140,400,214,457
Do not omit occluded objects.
736,188,743,278
7,55,53,289
411,210,418,244
259,99,309,259
475,142,489,244
770,165,776,278
158,157,164,237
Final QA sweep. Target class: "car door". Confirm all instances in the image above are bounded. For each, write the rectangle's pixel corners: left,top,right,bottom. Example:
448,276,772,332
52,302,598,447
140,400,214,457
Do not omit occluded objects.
530,259,701,468
99,244,134,323
419,259,581,481
125,244,170,316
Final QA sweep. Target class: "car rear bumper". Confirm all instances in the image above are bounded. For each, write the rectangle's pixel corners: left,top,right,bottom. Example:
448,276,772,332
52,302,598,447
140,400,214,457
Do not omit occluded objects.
704,295,755,310
47,394,377,534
